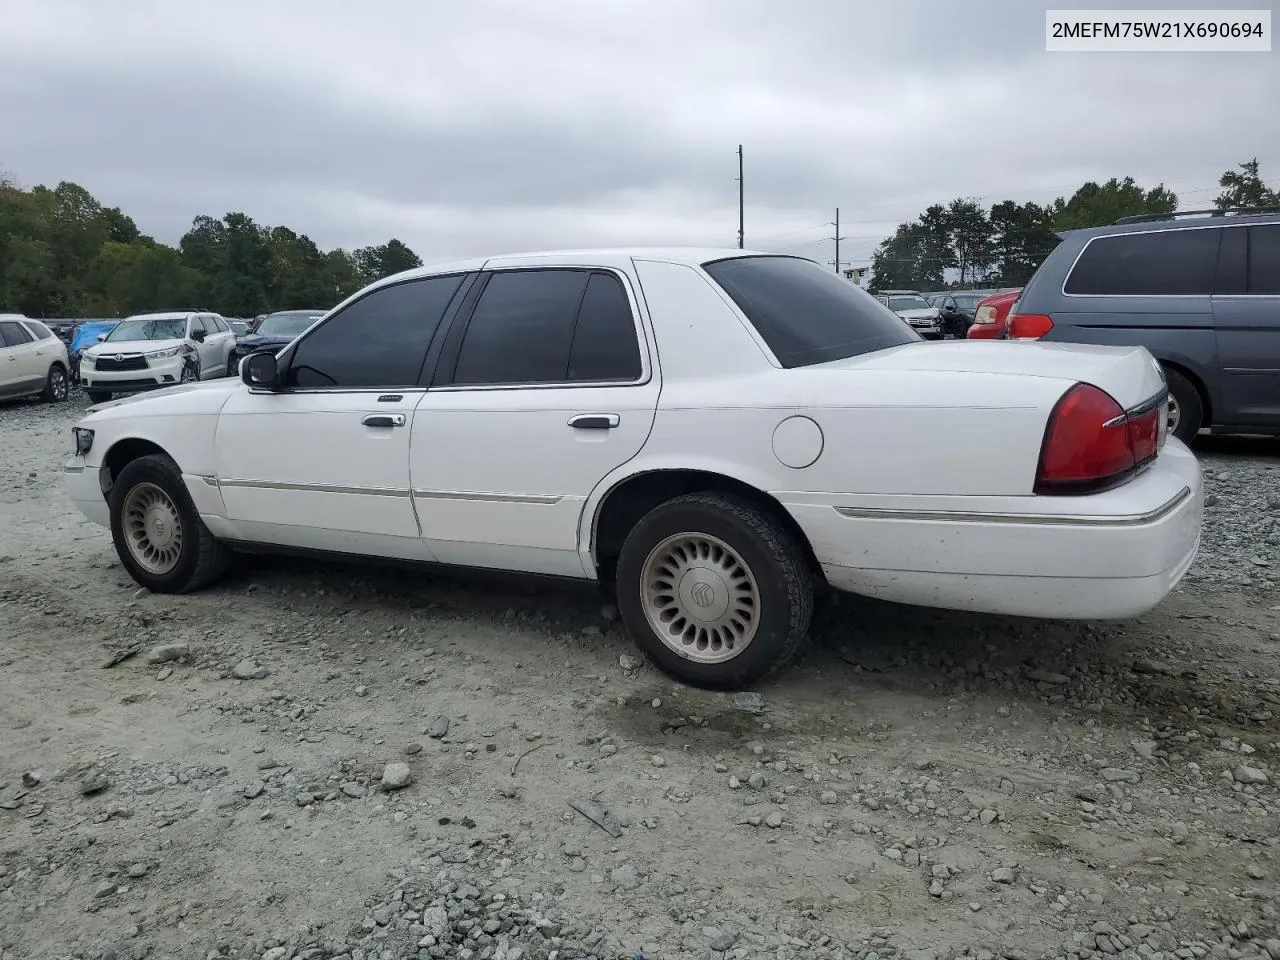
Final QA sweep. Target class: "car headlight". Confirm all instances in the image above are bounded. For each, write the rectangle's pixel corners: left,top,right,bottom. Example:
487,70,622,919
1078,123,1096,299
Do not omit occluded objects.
73,427,95,455
147,347,182,360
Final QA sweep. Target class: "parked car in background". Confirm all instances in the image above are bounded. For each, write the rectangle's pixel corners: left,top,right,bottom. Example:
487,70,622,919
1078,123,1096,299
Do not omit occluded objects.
875,290,944,338
228,320,251,336
66,248,1200,690
931,291,992,338
0,314,71,403
966,289,1023,340
68,320,120,383
1005,208,1280,442
227,308,326,376
79,309,236,402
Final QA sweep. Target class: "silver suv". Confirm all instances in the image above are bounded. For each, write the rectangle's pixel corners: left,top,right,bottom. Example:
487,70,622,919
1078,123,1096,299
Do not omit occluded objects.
1005,208,1280,442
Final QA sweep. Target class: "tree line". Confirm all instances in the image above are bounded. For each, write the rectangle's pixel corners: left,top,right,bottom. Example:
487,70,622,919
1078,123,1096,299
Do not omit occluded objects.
0,175,424,318
868,158,1278,292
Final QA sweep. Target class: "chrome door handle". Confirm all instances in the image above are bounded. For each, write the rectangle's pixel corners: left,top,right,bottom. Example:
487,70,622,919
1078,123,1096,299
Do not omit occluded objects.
568,413,620,430
362,413,406,428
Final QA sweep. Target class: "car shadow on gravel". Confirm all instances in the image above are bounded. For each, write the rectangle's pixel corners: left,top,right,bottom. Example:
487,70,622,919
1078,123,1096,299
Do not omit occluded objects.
1192,434,1280,458
217,550,1280,747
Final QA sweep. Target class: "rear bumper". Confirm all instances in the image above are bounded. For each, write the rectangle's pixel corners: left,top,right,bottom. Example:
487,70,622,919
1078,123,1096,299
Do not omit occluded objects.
782,439,1203,619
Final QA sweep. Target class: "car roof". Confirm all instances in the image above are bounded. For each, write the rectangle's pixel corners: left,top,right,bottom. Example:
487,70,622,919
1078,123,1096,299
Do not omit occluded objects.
264,308,327,315
375,247,788,285
121,312,191,321
1059,209,1280,241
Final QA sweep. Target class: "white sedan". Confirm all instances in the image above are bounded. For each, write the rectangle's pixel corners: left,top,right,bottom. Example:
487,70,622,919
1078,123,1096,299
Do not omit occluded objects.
64,249,1203,689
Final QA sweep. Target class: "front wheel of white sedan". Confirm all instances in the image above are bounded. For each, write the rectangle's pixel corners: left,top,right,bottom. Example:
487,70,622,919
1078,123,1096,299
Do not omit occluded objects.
615,492,814,690
108,453,233,594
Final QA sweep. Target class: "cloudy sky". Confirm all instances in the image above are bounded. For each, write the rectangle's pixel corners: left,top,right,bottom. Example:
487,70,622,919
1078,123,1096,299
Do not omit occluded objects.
2,0,1275,268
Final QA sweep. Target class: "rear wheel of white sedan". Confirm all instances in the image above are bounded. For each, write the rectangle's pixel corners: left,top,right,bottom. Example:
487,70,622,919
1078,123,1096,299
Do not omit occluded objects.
615,492,813,690
108,453,233,594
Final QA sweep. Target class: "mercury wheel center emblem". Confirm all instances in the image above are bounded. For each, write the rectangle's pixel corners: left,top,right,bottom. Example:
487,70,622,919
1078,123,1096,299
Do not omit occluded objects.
690,581,716,608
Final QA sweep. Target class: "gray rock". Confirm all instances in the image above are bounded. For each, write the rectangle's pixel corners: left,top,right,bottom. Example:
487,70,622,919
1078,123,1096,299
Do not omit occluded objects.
147,642,188,665
244,780,265,799
979,808,999,824
427,716,451,740
126,863,148,879
765,812,784,828
1234,765,1269,784
747,772,766,790
231,659,269,680
381,762,412,790
1027,669,1070,685
710,931,741,952
992,867,1016,884
80,773,110,796
1132,741,1159,760
93,882,118,899
341,782,366,799
820,790,838,805
1100,768,1139,783
732,692,765,714
1262,939,1280,960
618,654,639,671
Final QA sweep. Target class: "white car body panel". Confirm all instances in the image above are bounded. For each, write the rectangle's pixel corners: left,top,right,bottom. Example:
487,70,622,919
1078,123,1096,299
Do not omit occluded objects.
66,247,1203,623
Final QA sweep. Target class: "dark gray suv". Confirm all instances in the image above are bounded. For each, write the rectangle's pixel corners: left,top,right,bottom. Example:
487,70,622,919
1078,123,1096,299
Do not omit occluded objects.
1006,209,1280,443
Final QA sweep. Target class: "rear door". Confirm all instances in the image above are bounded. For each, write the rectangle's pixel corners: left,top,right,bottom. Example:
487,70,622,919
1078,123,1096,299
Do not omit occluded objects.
207,315,236,372
1212,223,1280,427
410,266,658,578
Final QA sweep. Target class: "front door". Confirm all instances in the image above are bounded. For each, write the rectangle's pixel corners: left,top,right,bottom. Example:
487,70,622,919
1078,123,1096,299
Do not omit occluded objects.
411,267,659,578
215,273,471,559
1213,223,1280,427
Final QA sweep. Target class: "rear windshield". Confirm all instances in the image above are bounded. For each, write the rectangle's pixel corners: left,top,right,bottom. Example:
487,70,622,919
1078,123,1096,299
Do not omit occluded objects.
702,256,919,367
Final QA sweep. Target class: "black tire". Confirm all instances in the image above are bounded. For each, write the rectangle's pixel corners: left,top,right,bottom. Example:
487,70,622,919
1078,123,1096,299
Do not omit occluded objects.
42,364,69,403
86,389,112,403
1163,366,1203,444
108,453,233,594
180,359,199,384
227,354,240,378
614,492,814,690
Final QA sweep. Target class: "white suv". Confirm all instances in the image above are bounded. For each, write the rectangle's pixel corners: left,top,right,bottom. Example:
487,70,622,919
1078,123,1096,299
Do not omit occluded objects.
0,315,71,403
80,310,236,402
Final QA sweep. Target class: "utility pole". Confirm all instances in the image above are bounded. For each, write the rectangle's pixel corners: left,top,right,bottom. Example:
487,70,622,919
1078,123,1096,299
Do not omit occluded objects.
736,145,744,249
826,207,847,275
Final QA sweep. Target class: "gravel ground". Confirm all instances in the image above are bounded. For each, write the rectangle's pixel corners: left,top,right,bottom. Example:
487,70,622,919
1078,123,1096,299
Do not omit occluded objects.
2,392,1280,960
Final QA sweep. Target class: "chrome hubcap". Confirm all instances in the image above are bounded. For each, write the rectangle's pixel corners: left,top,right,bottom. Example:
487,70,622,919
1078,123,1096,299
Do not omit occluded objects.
640,533,759,664
1167,394,1181,434
122,483,183,575
51,371,67,399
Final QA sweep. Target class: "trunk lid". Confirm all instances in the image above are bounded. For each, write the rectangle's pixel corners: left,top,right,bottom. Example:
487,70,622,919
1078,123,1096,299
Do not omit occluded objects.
823,340,1166,411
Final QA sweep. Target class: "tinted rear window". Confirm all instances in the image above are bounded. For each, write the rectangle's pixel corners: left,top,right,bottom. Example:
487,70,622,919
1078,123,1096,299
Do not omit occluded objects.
1064,228,1220,296
702,256,919,367
1248,224,1280,295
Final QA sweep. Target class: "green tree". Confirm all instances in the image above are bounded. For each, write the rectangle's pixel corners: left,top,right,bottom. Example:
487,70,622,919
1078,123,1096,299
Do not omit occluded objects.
1050,177,1178,231
869,223,933,292
947,198,995,286
1215,158,1278,210
353,238,424,285
987,201,1059,286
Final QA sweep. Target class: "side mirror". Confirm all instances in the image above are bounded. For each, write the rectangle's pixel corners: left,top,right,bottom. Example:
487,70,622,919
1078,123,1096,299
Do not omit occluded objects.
243,351,280,389
96,334,108,343
191,329,207,342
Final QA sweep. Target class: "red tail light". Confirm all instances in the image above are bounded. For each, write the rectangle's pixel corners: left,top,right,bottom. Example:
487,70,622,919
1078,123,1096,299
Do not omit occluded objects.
1009,312,1054,340
1035,384,1165,495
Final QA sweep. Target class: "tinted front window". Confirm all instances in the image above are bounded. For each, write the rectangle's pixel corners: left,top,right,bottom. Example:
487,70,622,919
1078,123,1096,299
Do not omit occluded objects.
703,256,919,367
286,275,464,388
1248,225,1280,295
567,272,643,381
1064,228,1220,296
452,270,588,385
